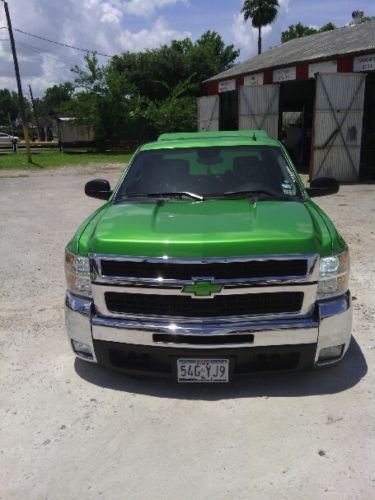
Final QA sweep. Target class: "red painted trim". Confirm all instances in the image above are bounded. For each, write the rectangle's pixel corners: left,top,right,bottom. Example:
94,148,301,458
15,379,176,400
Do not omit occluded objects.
206,55,355,94
207,82,219,95
263,69,273,84
236,76,244,88
296,63,309,80
337,56,354,73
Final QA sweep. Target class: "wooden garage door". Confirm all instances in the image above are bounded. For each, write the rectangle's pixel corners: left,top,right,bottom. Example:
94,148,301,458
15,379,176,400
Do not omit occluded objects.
239,85,280,139
311,73,366,181
197,96,219,131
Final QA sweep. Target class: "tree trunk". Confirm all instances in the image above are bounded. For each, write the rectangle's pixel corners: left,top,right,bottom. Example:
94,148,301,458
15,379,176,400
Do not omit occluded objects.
258,26,262,54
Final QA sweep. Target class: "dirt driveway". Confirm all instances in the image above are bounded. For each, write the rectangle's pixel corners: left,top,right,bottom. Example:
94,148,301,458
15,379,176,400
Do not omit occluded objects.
0,165,374,499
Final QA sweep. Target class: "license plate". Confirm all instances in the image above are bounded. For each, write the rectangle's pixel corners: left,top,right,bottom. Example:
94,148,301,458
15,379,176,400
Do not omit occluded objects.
177,358,229,383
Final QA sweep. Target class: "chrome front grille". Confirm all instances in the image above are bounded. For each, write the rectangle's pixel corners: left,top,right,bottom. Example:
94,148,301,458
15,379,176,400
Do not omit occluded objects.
90,254,319,322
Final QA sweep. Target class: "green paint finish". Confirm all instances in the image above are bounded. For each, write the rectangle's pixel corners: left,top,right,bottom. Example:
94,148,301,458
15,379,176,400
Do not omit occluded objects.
67,203,109,255
306,200,347,254
66,131,347,261
182,280,223,297
75,199,338,258
158,130,270,142
139,130,279,153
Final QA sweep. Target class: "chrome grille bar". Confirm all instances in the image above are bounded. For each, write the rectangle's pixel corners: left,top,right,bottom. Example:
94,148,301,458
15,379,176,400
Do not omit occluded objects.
90,253,320,285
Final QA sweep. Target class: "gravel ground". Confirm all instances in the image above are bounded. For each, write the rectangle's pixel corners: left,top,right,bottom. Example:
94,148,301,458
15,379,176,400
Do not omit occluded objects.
0,165,374,500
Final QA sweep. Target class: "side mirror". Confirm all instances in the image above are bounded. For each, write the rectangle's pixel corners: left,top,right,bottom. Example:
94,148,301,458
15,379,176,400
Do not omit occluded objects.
85,179,113,200
306,177,339,198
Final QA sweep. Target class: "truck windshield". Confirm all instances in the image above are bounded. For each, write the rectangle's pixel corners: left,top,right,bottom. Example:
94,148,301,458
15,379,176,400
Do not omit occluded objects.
115,146,302,201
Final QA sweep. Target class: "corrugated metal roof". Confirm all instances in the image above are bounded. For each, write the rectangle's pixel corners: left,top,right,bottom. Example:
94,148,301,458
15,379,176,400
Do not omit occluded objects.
206,20,375,82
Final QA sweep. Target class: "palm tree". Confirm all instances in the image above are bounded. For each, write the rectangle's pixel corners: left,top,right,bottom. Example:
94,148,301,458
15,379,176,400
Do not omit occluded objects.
242,0,279,55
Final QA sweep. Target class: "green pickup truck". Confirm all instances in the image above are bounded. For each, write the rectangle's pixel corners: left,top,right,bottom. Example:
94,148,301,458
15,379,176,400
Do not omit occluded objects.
65,130,352,383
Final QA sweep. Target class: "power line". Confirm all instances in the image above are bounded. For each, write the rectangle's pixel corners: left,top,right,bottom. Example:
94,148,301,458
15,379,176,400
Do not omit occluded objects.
14,28,113,58
1,36,81,67
16,40,81,67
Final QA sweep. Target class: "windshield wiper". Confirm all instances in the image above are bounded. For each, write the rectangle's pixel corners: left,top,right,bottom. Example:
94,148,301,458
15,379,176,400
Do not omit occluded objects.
224,189,275,197
207,190,295,201
121,191,204,201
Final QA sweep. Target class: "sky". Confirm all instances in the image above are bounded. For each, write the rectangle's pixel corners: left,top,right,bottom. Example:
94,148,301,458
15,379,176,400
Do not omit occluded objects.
0,0,374,96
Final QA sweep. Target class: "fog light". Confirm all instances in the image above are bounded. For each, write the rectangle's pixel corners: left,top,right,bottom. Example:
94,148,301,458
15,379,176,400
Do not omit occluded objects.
318,344,344,362
72,340,93,360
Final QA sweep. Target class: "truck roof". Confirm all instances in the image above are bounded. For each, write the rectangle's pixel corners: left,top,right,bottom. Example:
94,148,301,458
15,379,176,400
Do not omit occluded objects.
158,130,270,141
140,130,280,151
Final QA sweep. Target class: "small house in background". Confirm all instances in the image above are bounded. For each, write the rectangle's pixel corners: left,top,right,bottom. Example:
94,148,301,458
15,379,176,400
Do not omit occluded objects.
201,16,375,182
56,117,94,152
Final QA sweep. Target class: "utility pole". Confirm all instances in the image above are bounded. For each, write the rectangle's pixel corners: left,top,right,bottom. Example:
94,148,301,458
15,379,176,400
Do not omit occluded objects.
2,0,32,162
29,84,40,140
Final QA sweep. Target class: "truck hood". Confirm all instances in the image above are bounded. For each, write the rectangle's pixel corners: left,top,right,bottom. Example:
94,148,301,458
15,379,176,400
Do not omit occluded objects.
80,199,333,258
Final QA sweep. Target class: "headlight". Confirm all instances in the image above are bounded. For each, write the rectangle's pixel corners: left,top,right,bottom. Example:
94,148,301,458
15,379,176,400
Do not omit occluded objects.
317,250,350,300
65,250,92,298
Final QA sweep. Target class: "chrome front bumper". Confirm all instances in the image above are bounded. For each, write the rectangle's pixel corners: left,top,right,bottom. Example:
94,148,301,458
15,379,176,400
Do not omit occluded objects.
65,291,352,368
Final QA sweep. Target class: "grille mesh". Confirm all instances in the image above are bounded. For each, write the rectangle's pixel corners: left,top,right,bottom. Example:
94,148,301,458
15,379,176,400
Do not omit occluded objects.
105,291,303,318
100,259,308,280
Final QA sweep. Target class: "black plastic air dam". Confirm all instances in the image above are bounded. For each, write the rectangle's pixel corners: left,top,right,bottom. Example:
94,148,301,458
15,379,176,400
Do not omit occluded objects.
93,341,317,379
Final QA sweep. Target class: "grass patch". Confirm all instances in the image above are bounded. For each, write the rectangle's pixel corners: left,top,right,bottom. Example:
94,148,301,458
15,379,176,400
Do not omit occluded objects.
0,151,133,169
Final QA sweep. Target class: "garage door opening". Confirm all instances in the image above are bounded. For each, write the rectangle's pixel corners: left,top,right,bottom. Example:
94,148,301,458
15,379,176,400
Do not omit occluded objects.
360,73,375,180
219,90,238,131
279,80,315,173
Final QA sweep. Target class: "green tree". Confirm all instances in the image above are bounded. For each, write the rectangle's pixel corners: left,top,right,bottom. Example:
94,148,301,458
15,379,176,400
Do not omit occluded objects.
360,16,375,22
281,21,336,43
66,33,240,147
145,76,198,135
281,22,316,42
69,53,140,148
0,88,32,134
191,31,240,83
319,22,336,32
110,31,239,100
0,89,19,125
241,0,279,54
39,83,74,116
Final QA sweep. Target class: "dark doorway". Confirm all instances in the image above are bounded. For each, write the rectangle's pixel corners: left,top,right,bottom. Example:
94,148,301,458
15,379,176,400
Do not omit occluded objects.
219,90,238,130
360,73,375,180
279,80,315,173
